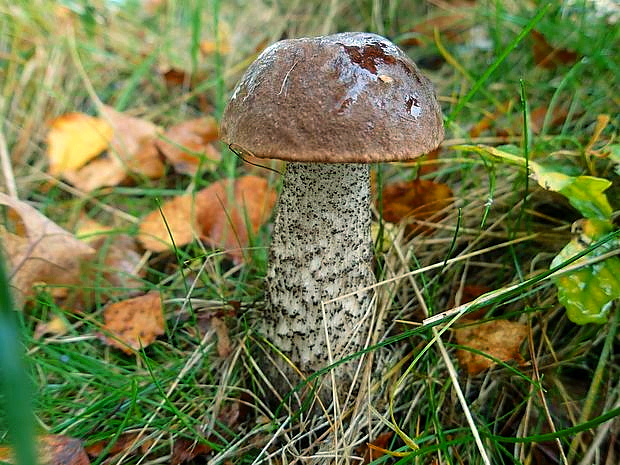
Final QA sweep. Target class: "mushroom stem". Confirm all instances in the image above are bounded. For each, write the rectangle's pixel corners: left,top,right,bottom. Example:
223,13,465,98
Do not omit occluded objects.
263,162,376,393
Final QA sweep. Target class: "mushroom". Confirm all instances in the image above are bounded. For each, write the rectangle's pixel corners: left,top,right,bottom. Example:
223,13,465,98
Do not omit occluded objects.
221,32,444,399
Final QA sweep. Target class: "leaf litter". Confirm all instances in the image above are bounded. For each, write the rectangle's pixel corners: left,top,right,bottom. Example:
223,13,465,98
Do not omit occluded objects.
0,193,95,306
101,291,165,354
138,175,276,262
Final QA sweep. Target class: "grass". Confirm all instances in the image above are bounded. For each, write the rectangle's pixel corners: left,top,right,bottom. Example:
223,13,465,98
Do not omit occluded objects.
1,0,619,464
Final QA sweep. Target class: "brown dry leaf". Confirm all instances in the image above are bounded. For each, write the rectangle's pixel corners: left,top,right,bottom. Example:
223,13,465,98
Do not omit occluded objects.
161,67,189,86
531,30,579,69
138,176,276,262
84,432,139,458
101,105,160,161
156,117,221,175
62,106,164,192
380,179,453,235
363,432,394,465
171,439,212,465
0,193,95,306
415,147,442,176
402,7,472,46
0,434,90,465
76,217,145,302
454,320,529,375
449,284,493,321
529,105,570,134
211,316,232,357
102,292,165,354
46,112,113,175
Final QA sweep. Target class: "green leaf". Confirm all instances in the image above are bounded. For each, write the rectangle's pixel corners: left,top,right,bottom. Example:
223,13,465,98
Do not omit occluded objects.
531,164,613,219
551,219,620,325
609,144,620,176
452,145,614,220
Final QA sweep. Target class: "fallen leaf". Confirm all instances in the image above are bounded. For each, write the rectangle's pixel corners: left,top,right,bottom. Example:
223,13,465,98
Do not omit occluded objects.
46,112,113,175
102,292,165,353
0,193,95,306
363,432,394,464
217,396,251,428
200,38,231,56
34,314,69,339
531,30,579,69
161,67,189,86
156,117,221,175
171,439,212,465
198,175,277,262
469,101,513,138
0,434,90,465
415,147,442,176
380,179,453,235
137,191,208,252
401,6,472,47
529,105,570,134
199,22,231,56
138,176,276,262
85,432,139,458
531,164,613,219
448,284,492,321
62,106,165,191
101,105,160,161
454,320,529,375
211,316,232,357
77,217,146,302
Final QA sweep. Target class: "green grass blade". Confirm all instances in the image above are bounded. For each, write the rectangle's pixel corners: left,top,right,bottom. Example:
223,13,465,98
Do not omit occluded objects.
446,4,550,124
0,253,37,465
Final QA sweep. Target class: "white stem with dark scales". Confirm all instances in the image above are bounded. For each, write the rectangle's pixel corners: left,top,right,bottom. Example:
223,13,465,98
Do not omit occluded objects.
263,162,376,393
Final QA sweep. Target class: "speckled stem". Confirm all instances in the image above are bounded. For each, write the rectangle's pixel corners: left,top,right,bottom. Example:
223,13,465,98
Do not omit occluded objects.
263,162,376,397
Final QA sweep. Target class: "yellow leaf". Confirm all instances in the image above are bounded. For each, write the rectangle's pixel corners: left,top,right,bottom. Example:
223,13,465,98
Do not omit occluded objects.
46,113,113,175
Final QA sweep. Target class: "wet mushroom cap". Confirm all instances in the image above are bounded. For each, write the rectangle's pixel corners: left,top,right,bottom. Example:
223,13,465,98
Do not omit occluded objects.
221,32,444,163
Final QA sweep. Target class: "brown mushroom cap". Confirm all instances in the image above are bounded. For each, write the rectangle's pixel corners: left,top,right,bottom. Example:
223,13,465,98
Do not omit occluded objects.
221,32,444,163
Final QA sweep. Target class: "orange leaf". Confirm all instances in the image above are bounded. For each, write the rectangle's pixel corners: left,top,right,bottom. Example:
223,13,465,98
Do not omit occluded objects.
469,101,513,138
138,176,276,262
102,292,165,353
156,117,221,175
161,67,189,86
0,193,95,306
46,112,113,175
531,30,579,69
0,434,90,465
380,179,453,235
138,190,213,252
197,175,276,262
454,320,529,375
529,105,570,134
